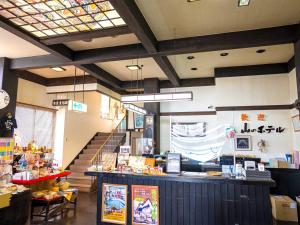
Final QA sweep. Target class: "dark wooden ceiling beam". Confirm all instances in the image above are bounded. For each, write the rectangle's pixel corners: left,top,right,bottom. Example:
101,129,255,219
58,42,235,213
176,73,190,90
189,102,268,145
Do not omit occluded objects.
121,77,215,89
215,63,289,78
41,26,132,45
109,0,157,53
16,70,47,86
159,24,299,55
77,64,121,89
288,56,296,72
109,0,180,87
10,25,299,70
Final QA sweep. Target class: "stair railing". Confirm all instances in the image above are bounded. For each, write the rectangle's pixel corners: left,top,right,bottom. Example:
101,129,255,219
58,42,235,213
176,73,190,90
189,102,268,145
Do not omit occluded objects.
90,115,126,167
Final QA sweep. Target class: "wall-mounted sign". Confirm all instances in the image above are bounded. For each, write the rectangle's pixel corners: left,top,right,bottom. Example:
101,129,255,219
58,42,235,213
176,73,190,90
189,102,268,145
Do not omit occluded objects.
132,185,159,225
241,123,285,134
68,100,87,113
101,183,127,224
52,99,70,107
0,90,10,109
166,153,181,174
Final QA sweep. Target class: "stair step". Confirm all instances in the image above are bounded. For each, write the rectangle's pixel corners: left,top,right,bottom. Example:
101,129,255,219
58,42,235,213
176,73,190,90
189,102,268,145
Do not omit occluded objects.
91,140,105,144
83,148,98,154
70,183,91,192
94,136,109,140
68,177,92,185
69,172,86,178
74,159,92,166
79,154,94,160
70,165,89,172
87,144,101,149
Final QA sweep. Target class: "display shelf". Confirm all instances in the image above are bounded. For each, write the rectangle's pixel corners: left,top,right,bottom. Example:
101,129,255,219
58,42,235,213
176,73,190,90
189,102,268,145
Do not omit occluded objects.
11,171,71,185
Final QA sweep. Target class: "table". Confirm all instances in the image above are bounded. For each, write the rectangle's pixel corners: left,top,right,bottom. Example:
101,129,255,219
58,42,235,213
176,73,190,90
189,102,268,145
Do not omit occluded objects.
0,190,31,225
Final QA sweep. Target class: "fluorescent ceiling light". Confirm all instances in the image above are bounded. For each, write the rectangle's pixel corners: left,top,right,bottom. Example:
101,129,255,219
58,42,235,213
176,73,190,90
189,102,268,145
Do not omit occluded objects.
51,67,66,72
238,0,250,6
123,103,147,115
121,92,193,103
126,65,142,71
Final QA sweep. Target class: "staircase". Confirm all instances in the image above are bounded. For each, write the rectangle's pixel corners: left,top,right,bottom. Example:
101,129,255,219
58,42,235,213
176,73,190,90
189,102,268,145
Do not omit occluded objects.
67,119,126,192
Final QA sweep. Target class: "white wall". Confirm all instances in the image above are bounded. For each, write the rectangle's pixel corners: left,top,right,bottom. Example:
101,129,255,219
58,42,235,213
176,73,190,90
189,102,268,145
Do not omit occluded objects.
17,79,56,109
289,69,300,151
160,73,296,162
62,92,114,167
17,79,115,168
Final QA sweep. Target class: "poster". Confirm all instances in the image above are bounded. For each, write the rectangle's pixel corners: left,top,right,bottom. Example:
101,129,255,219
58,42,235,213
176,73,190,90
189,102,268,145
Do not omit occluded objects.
132,185,159,225
101,183,127,224
0,138,14,164
134,113,144,129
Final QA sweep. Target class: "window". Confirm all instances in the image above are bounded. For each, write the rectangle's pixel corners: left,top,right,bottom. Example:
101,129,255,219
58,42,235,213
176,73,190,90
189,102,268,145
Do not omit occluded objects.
15,104,55,148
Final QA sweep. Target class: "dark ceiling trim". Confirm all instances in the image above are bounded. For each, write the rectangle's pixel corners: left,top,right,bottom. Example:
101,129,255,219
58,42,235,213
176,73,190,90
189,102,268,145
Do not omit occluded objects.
109,0,157,53
288,56,295,72
17,70,47,86
215,63,288,78
77,64,122,89
160,77,215,88
216,104,294,111
0,16,73,61
121,77,215,89
153,56,180,86
158,24,299,55
160,111,217,116
109,0,180,87
41,26,132,45
46,75,97,86
10,25,299,70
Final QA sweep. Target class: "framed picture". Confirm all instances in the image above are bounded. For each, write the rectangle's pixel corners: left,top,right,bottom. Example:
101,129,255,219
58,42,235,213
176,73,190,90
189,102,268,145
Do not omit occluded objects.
235,135,252,151
134,113,144,129
101,183,128,224
144,115,154,139
132,185,159,225
292,115,300,132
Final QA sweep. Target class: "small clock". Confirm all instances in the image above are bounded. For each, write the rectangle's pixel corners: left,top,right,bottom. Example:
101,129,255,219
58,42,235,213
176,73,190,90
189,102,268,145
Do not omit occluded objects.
0,90,10,109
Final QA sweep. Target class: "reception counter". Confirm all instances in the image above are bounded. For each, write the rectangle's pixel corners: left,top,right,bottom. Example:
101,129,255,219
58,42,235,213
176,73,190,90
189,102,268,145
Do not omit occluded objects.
85,171,275,225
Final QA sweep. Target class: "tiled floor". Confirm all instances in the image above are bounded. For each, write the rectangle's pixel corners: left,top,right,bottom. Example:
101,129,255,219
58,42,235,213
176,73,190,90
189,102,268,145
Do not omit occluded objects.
31,192,97,225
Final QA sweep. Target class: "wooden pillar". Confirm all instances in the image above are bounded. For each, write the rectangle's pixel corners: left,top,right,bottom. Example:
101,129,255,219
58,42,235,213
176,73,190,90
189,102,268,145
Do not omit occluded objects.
0,58,18,119
295,38,300,112
143,78,160,153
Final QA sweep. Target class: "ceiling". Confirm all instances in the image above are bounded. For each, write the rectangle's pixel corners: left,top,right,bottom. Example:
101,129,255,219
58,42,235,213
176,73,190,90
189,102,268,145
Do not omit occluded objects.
135,0,300,40
96,58,167,81
65,33,139,51
0,0,126,38
168,44,294,79
0,27,48,58
28,65,86,78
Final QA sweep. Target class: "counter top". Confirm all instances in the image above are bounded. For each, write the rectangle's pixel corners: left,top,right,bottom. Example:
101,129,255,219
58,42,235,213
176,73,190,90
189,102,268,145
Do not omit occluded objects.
85,171,275,186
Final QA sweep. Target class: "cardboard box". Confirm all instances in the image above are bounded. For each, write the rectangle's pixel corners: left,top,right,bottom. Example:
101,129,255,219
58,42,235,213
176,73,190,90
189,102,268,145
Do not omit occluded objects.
271,195,298,222
278,161,289,168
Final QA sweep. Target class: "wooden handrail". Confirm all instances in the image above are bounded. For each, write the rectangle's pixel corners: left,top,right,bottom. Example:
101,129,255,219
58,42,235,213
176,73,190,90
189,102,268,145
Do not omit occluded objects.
90,115,126,163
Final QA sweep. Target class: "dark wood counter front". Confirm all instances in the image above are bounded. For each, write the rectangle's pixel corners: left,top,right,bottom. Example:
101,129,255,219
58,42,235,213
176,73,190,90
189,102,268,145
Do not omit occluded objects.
85,171,274,225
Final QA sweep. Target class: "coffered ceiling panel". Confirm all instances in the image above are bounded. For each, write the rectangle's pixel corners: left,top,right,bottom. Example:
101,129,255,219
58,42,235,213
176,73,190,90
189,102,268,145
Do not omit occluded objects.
96,58,167,81
28,65,86,78
64,33,140,50
0,27,48,58
135,0,300,40
168,44,294,79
